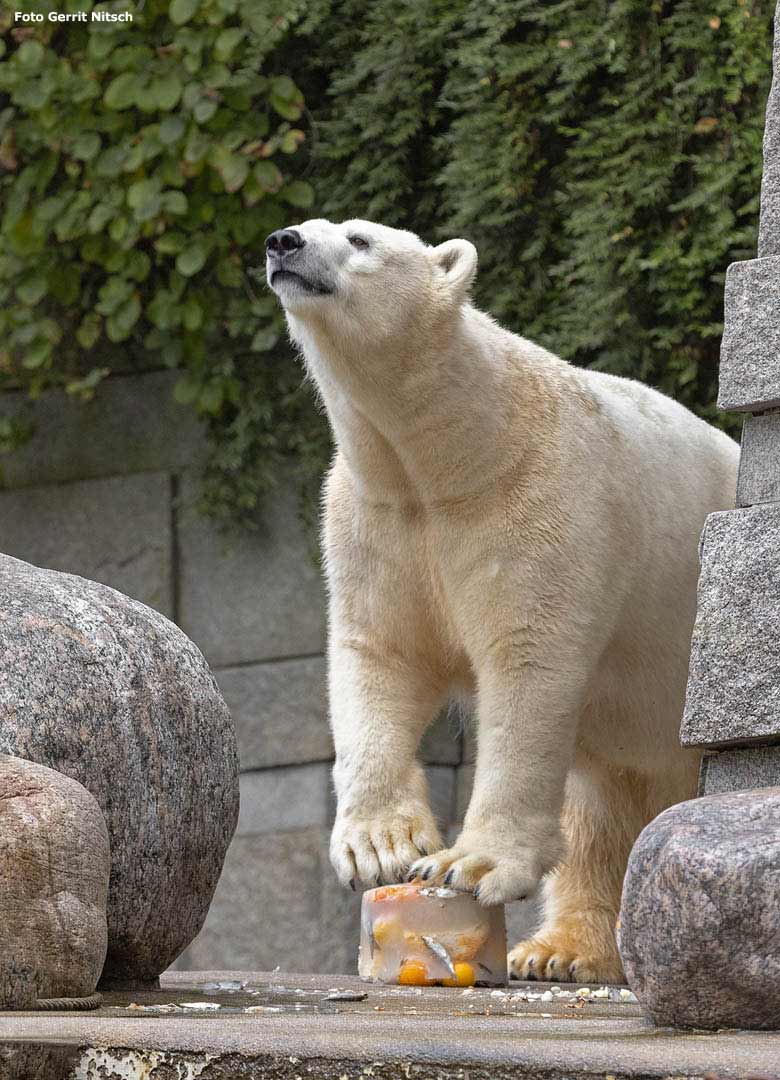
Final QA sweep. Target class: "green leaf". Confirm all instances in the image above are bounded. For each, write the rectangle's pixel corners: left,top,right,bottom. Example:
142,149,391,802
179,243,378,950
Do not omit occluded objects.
16,275,47,305
216,256,242,286
253,160,283,192
8,213,45,256
88,203,115,233
280,128,305,154
173,374,200,404
159,115,186,144
271,76,298,102
109,216,128,242
17,41,44,67
22,339,52,369
96,275,134,315
176,241,207,277
151,74,183,111
214,28,244,61
182,296,203,330
162,190,188,215
251,326,279,352
154,230,186,254
199,380,224,413
127,178,162,221
203,63,231,89
66,367,110,401
75,313,102,349
148,288,179,330
106,294,141,342
269,94,302,121
194,97,218,123
71,132,102,161
281,180,314,208
170,0,199,25
211,145,248,192
104,72,141,111
126,250,152,282
96,145,128,177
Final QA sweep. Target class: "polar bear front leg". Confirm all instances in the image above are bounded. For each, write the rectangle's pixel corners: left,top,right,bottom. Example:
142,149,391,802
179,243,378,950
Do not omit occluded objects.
328,639,446,890
409,656,586,905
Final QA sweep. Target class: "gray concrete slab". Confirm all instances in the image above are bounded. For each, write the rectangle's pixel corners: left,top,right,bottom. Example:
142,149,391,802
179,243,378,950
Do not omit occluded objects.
0,472,174,618
216,656,332,770
0,371,205,489
0,970,778,1079
176,474,325,667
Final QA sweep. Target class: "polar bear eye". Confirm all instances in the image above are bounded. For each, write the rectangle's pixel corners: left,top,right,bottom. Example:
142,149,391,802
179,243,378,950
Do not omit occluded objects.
348,235,370,250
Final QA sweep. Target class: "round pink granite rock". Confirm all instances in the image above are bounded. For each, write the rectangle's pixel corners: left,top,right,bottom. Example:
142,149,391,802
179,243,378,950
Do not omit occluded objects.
0,555,239,988
0,754,109,1006
618,787,780,1030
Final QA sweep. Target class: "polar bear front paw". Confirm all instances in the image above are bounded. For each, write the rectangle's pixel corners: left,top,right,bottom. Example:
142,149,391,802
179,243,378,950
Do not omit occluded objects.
330,805,442,890
407,831,545,906
508,934,625,984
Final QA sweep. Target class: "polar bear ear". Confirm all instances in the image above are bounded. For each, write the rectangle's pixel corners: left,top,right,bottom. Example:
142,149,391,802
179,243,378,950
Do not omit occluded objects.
431,239,478,302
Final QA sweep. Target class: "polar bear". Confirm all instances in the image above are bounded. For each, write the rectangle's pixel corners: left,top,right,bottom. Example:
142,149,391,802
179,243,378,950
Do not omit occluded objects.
266,218,739,983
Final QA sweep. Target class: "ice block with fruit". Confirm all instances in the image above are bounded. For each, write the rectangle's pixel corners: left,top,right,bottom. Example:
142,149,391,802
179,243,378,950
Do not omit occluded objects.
358,882,507,987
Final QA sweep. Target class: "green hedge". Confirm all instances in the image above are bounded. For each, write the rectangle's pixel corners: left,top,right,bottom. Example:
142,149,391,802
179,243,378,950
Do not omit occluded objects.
0,0,328,525
0,0,774,526
303,0,773,429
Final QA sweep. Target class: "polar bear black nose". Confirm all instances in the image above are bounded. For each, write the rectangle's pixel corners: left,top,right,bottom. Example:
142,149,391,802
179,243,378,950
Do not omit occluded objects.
266,228,306,256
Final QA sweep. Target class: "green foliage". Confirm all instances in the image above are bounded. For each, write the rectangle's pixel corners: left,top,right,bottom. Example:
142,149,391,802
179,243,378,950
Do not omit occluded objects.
303,0,773,432
0,0,774,527
0,0,326,526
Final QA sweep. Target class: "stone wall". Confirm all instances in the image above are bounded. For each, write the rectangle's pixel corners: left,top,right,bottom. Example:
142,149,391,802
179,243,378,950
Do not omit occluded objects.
679,2,780,793
0,373,535,973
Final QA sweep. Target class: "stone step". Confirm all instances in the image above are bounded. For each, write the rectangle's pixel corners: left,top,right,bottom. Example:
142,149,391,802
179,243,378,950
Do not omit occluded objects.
1,970,779,1080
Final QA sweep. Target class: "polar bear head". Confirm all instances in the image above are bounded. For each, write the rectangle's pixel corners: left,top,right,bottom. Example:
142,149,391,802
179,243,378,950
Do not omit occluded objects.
265,218,478,351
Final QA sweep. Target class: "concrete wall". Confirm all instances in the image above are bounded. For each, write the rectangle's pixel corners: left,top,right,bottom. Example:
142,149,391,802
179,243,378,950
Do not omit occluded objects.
0,371,536,973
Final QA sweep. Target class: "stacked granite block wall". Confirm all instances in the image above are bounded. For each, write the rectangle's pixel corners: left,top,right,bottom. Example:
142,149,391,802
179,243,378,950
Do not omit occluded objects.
0,374,541,972
680,4,780,792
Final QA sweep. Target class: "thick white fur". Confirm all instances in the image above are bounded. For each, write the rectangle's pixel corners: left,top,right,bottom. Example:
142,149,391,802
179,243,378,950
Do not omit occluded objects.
268,218,739,981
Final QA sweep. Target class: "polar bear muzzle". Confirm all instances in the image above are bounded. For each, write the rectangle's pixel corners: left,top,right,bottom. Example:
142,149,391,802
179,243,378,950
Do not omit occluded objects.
265,228,335,298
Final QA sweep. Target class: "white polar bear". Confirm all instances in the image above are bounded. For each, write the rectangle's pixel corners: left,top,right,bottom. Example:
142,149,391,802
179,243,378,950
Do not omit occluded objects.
266,218,739,983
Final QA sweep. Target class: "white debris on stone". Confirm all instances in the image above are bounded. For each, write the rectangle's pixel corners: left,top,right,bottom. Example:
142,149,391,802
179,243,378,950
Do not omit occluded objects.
180,1001,221,1011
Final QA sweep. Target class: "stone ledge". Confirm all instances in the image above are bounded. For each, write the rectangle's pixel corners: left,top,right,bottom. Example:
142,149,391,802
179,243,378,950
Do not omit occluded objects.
718,257,780,413
1,970,779,1079
681,503,780,748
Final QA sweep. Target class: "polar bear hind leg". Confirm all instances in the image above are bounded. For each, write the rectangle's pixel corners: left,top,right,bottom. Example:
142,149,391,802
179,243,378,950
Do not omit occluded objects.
508,755,696,984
